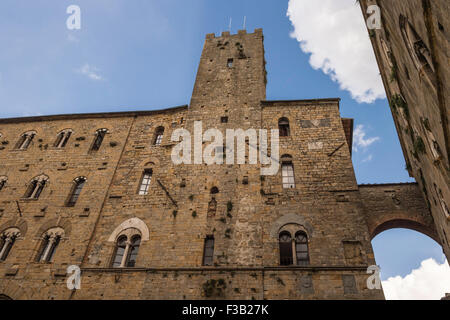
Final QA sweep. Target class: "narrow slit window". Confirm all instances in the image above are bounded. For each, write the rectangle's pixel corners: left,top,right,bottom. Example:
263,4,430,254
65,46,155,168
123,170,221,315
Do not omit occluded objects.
203,236,214,266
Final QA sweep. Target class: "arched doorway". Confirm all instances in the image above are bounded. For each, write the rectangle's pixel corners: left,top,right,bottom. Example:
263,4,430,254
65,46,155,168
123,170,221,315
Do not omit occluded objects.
0,294,12,300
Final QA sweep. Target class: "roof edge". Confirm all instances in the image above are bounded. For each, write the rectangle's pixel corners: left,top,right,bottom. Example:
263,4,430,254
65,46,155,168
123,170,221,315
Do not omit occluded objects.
0,105,189,124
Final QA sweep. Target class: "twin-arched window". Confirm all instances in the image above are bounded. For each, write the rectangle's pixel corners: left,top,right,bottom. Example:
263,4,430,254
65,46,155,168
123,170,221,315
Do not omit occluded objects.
24,175,49,199
111,229,142,268
279,230,309,266
36,227,64,263
16,131,36,150
54,129,73,148
0,228,20,262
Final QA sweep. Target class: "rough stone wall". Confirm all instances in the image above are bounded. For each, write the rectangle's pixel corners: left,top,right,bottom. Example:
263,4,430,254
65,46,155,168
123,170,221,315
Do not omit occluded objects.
359,0,449,260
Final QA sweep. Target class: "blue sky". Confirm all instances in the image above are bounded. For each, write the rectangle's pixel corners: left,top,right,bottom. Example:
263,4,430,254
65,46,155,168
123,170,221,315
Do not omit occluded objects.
0,0,446,298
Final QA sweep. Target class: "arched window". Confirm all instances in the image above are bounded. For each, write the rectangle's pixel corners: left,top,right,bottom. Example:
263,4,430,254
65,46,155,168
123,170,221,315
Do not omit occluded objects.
111,228,141,268
0,228,21,262
90,128,108,152
36,227,64,263
16,131,36,150
279,231,293,265
281,155,295,189
295,231,309,266
0,176,7,192
202,236,214,266
127,235,141,267
66,177,86,206
54,129,73,148
138,169,153,195
24,175,48,199
278,118,290,137
153,126,164,146
399,15,436,89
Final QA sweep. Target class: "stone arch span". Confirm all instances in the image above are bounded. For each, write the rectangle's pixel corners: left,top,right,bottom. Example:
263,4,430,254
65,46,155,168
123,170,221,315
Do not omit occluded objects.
359,183,439,243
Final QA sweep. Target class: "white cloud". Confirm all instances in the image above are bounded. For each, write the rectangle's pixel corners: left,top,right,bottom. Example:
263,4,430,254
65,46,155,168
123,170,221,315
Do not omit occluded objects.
382,258,450,300
76,64,104,81
353,124,380,152
361,154,373,163
287,0,385,103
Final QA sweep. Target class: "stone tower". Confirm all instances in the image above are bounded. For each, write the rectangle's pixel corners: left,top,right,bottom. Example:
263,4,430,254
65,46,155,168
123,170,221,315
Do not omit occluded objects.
0,29,434,300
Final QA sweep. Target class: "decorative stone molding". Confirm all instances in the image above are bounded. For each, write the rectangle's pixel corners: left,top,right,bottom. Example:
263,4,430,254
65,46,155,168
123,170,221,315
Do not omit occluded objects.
108,217,150,242
270,214,313,239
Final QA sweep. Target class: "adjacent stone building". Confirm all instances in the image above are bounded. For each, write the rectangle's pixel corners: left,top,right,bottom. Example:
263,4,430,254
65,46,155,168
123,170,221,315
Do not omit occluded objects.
359,0,449,260
0,29,439,300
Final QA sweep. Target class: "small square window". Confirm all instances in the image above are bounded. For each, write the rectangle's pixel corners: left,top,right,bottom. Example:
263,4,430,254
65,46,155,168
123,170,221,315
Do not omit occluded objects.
227,59,233,68
221,116,228,123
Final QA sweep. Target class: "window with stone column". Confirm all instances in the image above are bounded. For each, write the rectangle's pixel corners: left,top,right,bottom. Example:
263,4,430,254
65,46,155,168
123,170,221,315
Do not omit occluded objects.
111,228,142,268
15,131,36,150
279,224,310,266
54,129,73,148
36,227,64,263
24,174,49,199
0,228,21,262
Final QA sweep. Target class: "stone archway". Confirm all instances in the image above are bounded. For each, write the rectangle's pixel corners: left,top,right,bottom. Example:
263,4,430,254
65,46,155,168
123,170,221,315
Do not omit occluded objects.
0,294,12,300
359,183,440,244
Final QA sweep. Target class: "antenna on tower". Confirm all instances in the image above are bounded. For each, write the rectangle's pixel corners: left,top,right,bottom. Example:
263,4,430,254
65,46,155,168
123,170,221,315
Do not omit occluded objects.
229,17,232,32
243,16,246,30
